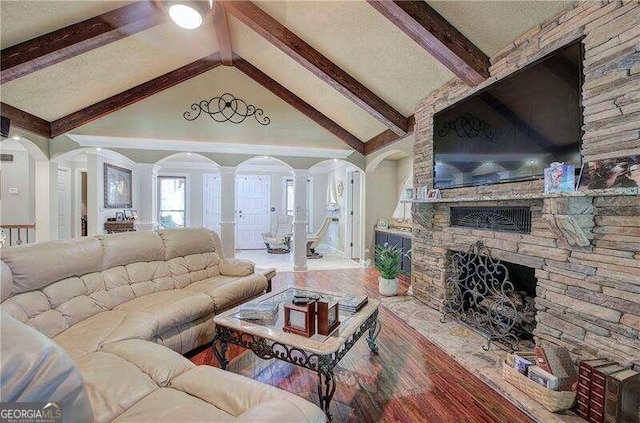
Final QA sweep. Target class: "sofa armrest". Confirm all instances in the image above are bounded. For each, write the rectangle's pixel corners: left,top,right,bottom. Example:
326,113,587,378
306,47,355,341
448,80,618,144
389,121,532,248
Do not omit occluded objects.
219,258,255,277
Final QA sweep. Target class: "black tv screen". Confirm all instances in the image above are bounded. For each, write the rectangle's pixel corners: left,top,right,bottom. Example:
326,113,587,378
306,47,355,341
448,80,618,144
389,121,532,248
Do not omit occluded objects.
433,42,583,189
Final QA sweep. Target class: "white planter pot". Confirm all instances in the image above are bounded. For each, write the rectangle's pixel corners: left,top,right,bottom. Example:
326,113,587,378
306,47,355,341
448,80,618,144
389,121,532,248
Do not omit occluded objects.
378,277,398,296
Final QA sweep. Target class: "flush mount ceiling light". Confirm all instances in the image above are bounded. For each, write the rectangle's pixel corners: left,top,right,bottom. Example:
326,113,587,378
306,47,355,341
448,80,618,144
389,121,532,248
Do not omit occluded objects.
167,1,213,30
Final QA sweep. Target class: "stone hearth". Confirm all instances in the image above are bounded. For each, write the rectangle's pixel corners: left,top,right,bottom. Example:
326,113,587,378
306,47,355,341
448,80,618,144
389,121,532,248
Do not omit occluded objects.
411,1,640,363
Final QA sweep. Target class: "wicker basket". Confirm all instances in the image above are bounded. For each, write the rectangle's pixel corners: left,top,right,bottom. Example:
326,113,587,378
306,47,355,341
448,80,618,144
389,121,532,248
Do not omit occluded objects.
502,362,576,412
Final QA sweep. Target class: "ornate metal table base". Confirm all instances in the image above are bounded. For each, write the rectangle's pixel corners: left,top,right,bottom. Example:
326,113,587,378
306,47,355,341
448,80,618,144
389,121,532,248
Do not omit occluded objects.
212,308,380,421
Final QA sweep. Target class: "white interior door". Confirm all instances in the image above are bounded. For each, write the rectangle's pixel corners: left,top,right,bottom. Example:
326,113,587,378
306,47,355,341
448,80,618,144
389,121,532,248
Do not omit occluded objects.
203,173,222,234
347,170,361,259
57,168,70,240
235,175,270,249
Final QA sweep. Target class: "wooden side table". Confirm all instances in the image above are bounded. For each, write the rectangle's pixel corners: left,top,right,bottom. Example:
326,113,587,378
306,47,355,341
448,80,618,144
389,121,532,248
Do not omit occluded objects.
104,220,136,234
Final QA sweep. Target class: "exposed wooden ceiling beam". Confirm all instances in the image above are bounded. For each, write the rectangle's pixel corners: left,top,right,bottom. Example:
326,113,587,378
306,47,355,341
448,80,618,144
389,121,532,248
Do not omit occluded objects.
0,103,51,138
226,1,409,136
364,115,415,155
367,0,489,86
213,2,234,66
1,2,164,85
234,54,365,154
50,53,222,137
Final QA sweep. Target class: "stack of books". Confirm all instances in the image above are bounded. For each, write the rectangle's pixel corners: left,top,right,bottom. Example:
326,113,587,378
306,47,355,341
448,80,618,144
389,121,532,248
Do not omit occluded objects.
237,302,279,320
338,295,368,313
577,359,640,423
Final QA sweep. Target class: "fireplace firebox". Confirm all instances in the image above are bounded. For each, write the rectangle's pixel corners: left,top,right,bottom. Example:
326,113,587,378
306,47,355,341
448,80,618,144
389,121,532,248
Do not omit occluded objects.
441,241,537,351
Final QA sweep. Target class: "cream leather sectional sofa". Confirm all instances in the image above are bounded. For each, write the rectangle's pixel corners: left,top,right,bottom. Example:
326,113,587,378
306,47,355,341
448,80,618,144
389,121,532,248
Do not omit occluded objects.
0,228,324,423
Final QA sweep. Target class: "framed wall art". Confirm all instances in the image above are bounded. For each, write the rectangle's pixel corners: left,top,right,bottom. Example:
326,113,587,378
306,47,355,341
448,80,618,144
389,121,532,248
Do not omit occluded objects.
104,163,132,208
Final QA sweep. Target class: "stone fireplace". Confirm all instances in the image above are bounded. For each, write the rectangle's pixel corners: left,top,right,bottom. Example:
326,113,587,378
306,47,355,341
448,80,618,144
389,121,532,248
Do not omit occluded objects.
411,1,640,363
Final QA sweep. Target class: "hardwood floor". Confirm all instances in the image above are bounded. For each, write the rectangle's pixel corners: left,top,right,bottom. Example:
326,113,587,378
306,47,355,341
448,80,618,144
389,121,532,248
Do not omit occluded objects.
188,268,534,423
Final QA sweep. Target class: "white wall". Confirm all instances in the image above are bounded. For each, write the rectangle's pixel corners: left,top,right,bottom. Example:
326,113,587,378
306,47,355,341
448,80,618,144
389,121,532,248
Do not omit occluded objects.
365,160,398,256
0,145,35,225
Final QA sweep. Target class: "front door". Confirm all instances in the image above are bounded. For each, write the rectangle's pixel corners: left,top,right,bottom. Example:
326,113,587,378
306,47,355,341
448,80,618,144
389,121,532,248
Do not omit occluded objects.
235,175,270,249
203,173,222,234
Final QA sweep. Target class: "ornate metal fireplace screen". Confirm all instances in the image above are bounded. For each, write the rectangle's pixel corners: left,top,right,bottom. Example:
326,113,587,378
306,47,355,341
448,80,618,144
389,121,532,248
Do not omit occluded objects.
441,241,535,351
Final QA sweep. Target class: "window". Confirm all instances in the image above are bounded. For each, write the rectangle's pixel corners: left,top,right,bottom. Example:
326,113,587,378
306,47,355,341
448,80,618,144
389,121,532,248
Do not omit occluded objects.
158,176,186,228
284,178,313,233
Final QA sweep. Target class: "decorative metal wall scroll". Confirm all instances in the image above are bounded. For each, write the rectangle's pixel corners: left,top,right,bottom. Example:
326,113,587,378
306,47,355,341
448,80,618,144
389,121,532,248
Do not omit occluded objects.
437,113,493,139
183,93,270,125
441,241,522,351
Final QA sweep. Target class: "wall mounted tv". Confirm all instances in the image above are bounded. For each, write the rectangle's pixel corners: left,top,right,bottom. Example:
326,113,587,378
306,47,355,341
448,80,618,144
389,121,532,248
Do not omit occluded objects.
433,42,583,189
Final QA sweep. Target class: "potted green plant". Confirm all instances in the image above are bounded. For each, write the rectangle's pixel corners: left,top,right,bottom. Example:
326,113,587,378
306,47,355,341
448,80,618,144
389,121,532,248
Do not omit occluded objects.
374,243,402,296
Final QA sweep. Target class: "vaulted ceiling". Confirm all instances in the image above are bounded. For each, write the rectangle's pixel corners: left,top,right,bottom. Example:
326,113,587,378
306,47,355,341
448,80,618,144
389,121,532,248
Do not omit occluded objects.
0,0,575,157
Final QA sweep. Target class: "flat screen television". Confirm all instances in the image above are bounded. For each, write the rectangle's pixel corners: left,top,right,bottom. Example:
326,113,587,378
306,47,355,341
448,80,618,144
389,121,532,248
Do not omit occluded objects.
433,41,583,189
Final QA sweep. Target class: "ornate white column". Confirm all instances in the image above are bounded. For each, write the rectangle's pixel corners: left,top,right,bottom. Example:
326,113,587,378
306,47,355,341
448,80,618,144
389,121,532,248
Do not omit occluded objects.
292,169,309,272
34,161,59,242
85,152,100,236
134,163,159,231
219,166,236,258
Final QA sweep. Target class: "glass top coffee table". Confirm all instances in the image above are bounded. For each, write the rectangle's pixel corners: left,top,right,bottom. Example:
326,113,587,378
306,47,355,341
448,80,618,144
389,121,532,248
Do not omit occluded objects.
212,287,381,421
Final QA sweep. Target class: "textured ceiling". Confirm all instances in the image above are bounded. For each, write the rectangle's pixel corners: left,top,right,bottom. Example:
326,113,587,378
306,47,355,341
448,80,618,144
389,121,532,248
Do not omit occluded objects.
430,0,577,55
255,0,454,118
0,0,577,152
0,1,131,48
1,20,219,120
72,66,348,149
230,15,387,142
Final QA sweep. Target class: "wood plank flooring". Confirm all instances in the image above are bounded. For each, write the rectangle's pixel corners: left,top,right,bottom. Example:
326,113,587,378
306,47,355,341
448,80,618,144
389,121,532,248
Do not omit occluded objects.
188,268,534,423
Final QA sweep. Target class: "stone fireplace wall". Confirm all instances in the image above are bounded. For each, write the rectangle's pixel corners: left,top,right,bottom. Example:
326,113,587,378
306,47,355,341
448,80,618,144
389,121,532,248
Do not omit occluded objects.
412,1,640,362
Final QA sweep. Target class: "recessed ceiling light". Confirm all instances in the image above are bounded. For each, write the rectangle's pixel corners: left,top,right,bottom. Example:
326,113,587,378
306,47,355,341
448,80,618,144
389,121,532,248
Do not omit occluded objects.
187,152,192,156
11,135,20,140
96,148,102,151
333,159,338,162
169,4,203,30
263,156,268,159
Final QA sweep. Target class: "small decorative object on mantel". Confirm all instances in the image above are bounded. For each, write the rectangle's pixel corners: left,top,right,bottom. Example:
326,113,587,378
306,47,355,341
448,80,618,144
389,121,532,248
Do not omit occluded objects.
426,189,441,200
183,93,270,126
544,162,575,193
376,219,389,229
578,154,640,190
316,300,340,336
115,211,124,221
417,186,429,200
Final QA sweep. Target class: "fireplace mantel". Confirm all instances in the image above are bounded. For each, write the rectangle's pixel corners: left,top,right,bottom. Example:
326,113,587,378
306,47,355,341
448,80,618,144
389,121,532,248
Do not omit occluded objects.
404,187,640,205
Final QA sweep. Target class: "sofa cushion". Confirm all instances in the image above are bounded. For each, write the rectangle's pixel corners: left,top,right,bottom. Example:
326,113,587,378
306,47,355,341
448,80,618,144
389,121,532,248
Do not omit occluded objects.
183,273,268,312
112,388,234,423
219,258,254,277
53,311,158,359
0,237,103,295
113,290,214,333
98,231,165,269
169,366,325,422
75,351,159,423
158,228,219,260
100,339,194,387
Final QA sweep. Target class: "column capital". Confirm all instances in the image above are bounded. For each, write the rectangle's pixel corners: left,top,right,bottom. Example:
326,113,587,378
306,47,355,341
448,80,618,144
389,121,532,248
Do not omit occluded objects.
292,168,310,178
220,166,237,176
134,163,160,175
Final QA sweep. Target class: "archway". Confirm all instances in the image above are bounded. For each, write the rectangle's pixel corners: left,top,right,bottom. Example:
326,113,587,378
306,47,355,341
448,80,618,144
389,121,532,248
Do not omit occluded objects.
308,159,366,265
154,153,221,232
0,137,44,245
